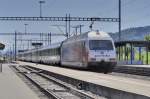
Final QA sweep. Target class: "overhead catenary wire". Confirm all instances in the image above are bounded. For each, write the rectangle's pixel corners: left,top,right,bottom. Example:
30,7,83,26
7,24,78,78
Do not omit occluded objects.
97,0,138,16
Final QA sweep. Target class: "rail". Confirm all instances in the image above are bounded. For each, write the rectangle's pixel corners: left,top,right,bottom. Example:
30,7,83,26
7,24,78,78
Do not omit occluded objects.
11,65,103,99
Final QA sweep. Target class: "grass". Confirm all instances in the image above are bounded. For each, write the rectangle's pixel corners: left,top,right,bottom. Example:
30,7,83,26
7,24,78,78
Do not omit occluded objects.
134,52,150,64
117,51,150,65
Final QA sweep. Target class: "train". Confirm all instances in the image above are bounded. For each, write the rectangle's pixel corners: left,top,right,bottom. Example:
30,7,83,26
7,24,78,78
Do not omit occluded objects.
17,31,117,73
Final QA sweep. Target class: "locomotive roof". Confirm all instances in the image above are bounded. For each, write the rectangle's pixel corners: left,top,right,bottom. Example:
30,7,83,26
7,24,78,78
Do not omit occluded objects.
64,31,111,42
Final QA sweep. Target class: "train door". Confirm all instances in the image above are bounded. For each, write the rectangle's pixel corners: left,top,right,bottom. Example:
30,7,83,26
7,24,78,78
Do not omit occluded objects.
31,52,33,62
82,41,88,67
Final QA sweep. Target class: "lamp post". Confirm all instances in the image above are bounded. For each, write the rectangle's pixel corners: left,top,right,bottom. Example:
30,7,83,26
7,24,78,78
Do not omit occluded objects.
118,0,121,41
39,1,45,17
24,24,28,34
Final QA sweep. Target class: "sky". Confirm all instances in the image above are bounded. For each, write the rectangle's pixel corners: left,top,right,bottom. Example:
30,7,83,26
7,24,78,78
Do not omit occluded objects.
0,0,150,51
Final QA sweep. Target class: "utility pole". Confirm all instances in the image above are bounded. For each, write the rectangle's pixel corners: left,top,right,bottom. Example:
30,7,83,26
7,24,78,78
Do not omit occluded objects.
13,44,15,60
24,24,28,34
39,0,45,17
119,0,121,41
14,31,17,61
118,0,121,61
89,21,94,31
79,25,84,34
68,14,71,37
50,32,51,44
9,46,11,61
65,14,68,38
48,33,51,45
28,40,30,50
72,26,78,35
24,24,28,50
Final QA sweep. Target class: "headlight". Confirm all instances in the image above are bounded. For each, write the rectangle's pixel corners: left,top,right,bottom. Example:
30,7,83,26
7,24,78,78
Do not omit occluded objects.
109,58,116,62
91,58,96,61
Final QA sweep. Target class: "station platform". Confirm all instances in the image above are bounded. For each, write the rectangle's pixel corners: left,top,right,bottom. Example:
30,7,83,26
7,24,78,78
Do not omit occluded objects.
114,64,150,76
0,63,40,99
117,64,150,68
17,61,150,98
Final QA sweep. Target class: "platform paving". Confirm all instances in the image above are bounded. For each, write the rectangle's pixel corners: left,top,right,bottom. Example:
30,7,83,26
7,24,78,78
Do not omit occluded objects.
0,63,40,99
114,64,150,76
117,64,150,68
18,61,150,98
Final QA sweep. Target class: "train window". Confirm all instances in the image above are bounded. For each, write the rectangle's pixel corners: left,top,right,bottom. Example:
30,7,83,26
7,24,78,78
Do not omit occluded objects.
55,48,57,55
52,49,54,56
45,50,47,56
48,49,50,55
89,40,113,50
54,49,56,55
50,49,51,55
46,49,49,56
54,48,55,56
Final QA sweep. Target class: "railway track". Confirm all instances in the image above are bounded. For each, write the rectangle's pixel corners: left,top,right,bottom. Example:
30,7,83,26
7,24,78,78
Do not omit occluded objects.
17,61,150,77
11,65,105,99
12,62,150,99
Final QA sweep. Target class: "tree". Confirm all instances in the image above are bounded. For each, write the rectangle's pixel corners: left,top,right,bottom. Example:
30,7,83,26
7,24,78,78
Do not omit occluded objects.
145,35,150,41
145,35,150,51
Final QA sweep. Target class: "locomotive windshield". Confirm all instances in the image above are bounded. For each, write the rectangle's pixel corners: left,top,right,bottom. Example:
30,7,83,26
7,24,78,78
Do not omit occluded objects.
89,40,113,50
